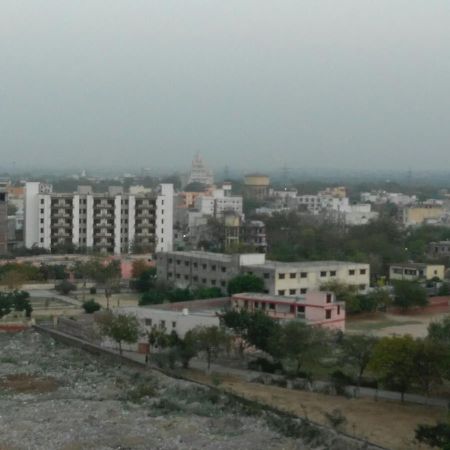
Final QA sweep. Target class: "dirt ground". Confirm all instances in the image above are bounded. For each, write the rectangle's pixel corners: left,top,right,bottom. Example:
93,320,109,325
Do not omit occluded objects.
184,369,445,450
347,311,450,338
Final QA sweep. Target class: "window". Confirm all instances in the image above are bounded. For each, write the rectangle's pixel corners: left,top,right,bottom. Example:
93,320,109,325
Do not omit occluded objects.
184,275,189,280
337,305,341,315
202,278,207,284
202,264,207,270
172,321,176,328
297,305,305,313
211,280,216,285
320,271,327,277
193,262,198,268
160,320,166,327
221,266,226,273
176,274,180,279
168,258,173,264
168,272,173,278
278,273,285,279
289,273,296,279
359,284,366,290
269,303,275,310
40,228,44,233
300,272,307,278
145,318,152,326
300,288,307,294
289,289,296,295
193,276,198,282
40,199,44,204
184,261,189,266
326,293,332,303
360,269,367,275
278,290,285,295
325,310,332,320
40,218,44,224
40,208,44,214
221,281,226,287
40,238,44,243
176,260,181,265
349,269,355,275
211,265,216,271
330,271,336,277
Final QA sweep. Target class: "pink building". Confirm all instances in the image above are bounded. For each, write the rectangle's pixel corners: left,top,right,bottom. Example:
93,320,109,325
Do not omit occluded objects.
232,291,345,331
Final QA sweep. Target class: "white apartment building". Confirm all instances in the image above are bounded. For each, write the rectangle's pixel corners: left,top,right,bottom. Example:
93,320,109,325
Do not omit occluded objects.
25,182,173,254
194,186,243,218
156,251,370,295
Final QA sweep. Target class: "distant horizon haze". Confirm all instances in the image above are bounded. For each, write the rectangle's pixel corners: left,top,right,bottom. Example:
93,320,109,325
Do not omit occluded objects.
1,1,450,171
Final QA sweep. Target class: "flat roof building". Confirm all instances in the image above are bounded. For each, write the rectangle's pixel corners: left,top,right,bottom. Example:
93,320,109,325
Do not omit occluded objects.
156,251,370,295
389,263,445,282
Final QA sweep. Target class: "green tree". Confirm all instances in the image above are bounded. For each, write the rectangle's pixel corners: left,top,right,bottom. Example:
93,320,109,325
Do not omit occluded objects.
320,281,360,314
97,312,139,355
134,267,157,292
392,281,428,311
227,274,265,295
55,280,76,295
415,422,450,449
413,338,448,396
82,299,101,314
177,330,199,368
191,326,230,370
276,321,328,377
428,316,450,345
89,259,121,309
369,335,417,401
340,335,378,387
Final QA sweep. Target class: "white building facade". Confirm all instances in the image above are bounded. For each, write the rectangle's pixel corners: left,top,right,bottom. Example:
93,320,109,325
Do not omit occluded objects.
24,182,173,254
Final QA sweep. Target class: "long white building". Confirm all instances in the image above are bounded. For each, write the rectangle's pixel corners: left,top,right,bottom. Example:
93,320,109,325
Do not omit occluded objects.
24,182,173,254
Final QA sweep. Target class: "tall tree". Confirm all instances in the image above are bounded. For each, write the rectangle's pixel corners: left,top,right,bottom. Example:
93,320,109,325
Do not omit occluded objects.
392,281,428,311
340,335,378,386
89,259,121,309
191,326,230,370
97,312,139,355
369,335,417,402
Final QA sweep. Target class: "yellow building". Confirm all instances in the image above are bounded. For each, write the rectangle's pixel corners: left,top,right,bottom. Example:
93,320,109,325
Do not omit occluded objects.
402,205,444,226
389,263,445,281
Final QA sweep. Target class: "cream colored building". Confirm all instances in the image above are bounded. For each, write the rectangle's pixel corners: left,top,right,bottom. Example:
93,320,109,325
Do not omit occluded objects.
244,174,270,200
402,204,444,226
389,263,445,281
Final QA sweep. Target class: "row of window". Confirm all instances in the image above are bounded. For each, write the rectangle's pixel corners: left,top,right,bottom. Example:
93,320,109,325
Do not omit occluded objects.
167,272,227,287
144,318,176,329
277,268,366,279
168,259,228,273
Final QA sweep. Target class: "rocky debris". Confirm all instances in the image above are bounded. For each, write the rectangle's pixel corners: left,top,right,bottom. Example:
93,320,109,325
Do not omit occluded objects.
0,331,374,450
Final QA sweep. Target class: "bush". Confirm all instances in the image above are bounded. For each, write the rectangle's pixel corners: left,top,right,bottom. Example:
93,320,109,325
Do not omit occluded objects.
55,280,76,295
248,357,283,374
82,299,101,314
140,290,166,306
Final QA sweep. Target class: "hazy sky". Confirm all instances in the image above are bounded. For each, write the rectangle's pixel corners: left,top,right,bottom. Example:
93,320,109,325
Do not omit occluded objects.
1,1,450,173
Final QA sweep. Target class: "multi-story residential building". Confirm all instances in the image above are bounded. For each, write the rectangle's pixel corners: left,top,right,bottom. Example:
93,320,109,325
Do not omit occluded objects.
389,263,445,282
428,241,450,258
232,291,345,331
156,251,370,295
0,181,8,255
194,185,243,218
360,191,417,206
188,153,214,186
24,182,173,254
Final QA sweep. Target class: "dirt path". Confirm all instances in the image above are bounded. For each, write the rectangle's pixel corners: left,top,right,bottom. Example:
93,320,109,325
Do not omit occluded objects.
184,369,444,450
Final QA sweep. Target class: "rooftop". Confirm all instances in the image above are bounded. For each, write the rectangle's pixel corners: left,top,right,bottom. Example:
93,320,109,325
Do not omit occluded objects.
247,260,369,270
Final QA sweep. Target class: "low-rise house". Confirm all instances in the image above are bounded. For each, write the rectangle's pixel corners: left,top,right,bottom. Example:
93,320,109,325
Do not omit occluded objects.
428,241,450,258
232,291,345,331
389,263,445,282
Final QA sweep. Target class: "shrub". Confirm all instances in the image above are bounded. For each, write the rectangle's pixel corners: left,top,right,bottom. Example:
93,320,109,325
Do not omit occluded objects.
248,357,283,374
82,299,101,314
55,280,76,295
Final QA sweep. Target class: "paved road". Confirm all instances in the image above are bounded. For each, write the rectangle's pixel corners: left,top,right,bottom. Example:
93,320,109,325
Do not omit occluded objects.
29,290,82,307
